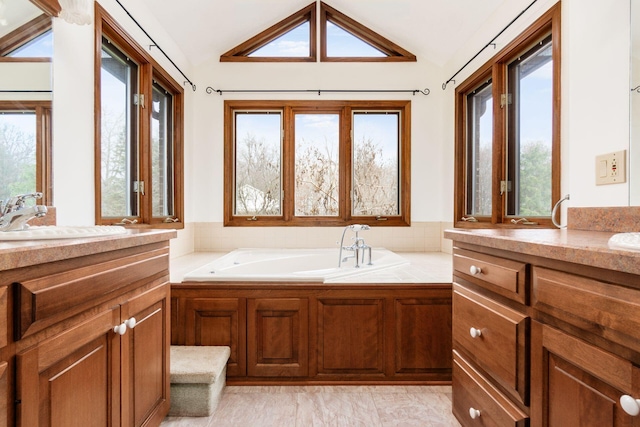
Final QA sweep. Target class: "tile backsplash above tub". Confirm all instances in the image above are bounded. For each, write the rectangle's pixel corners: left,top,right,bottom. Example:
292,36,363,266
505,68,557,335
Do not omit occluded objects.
193,222,452,253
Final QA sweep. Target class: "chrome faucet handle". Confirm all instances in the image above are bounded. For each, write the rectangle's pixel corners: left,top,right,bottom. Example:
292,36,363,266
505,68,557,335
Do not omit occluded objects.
4,192,43,211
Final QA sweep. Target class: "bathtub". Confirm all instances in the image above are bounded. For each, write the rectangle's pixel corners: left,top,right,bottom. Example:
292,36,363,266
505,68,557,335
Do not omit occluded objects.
182,247,410,282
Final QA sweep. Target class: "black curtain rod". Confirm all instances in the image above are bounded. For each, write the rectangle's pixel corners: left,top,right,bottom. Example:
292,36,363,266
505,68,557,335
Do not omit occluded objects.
206,87,430,96
114,0,196,91
442,0,538,90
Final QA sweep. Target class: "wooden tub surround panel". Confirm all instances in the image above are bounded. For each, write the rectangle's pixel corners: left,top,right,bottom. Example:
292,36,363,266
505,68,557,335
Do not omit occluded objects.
171,283,453,384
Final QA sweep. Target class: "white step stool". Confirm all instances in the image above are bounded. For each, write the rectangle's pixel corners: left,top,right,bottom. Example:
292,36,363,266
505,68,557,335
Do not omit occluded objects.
169,345,231,417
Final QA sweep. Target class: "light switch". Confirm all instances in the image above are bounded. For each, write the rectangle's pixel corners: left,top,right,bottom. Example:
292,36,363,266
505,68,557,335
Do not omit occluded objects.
599,160,608,178
595,150,627,185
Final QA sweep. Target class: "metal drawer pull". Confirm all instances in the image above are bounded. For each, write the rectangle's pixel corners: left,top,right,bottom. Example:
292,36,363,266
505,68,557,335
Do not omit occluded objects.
469,265,482,275
620,395,640,416
469,408,481,419
469,327,482,338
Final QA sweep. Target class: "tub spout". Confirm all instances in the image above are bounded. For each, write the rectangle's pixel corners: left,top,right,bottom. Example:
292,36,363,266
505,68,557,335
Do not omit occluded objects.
338,224,372,268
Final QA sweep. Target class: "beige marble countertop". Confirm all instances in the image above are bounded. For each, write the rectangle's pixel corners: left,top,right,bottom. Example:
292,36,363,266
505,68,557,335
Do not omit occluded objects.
0,228,176,271
170,251,453,284
444,228,640,276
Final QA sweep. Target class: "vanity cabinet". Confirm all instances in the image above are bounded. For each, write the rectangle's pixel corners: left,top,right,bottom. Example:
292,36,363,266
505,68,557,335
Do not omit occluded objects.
451,247,530,426
0,230,174,427
171,284,452,383
448,230,640,427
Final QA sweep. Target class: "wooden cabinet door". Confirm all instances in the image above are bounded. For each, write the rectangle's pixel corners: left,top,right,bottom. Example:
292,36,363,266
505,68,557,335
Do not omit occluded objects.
121,283,170,427
247,298,308,377
317,298,385,375
184,298,246,376
394,295,452,377
16,307,120,427
531,321,640,427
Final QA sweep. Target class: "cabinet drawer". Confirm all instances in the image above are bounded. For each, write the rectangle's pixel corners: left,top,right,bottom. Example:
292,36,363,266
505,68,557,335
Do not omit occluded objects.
453,351,528,427
453,284,529,404
453,248,528,304
532,266,640,355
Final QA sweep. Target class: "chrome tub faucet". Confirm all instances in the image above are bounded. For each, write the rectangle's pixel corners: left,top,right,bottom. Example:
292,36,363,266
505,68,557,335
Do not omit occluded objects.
338,224,372,268
0,192,48,232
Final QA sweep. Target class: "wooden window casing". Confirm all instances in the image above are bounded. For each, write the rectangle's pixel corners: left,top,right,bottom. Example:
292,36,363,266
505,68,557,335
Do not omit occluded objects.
0,14,51,60
454,4,561,228
94,4,184,228
224,100,411,227
220,2,317,62
220,1,415,63
319,2,416,62
0,101,53,205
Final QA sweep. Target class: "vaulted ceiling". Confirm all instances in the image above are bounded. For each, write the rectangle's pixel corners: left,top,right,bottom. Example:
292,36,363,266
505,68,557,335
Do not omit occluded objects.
139,0,532,67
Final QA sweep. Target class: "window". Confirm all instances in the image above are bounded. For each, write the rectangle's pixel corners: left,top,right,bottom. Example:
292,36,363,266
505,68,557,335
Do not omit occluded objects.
225,100,410,226
0,14,53,58
220,1,415,62
0,101,52,204
95,5,183,227
220,3,316,62
454,4,560,227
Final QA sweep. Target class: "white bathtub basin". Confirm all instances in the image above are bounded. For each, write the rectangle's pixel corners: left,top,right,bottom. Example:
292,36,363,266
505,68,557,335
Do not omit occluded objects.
608,232,640,252
0,225,127,241
183,248,410,282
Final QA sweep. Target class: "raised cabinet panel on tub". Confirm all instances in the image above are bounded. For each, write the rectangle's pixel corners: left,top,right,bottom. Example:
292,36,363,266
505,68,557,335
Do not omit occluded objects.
182,297,247,377
316,298,385,376
393,295,452,377
531,321,640,427
247,298,309,377
16,307,121,427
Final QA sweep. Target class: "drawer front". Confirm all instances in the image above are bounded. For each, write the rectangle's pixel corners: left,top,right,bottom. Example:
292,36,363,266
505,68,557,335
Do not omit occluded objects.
453,351,528,427
453,284,529,404
453,248,528,304
532,266,640,355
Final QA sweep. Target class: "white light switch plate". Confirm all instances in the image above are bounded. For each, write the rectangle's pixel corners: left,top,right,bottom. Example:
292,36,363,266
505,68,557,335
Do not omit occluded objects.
595,150,626,185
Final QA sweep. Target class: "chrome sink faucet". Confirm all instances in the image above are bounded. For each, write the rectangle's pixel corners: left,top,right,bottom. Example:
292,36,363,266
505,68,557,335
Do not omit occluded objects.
0,192,48,232
338,224,372,268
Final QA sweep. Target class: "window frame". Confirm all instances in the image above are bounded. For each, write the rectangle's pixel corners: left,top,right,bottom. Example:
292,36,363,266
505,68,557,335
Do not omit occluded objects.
454,4,561,229
0,101,53,205
0,14,52,60
224,100,411,227
94,4,184,228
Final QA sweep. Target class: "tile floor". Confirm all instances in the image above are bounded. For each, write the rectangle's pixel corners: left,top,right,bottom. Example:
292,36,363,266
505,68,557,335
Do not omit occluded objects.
161,385,461,427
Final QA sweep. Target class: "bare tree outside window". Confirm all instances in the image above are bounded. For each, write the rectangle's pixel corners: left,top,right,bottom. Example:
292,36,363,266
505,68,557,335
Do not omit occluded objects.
352,112,399,216
235,113,282,216
0,113,36,201
295,114,339,216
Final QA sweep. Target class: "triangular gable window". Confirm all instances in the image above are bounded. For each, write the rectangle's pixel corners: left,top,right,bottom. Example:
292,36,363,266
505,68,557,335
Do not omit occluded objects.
320,2,416,62
325,22,386,58
0,14,53,58
220,1,415,62
221,3,316,62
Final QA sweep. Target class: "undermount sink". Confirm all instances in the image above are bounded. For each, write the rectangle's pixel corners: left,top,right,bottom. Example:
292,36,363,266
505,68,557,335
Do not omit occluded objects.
608,232,640,252
0,225,127,241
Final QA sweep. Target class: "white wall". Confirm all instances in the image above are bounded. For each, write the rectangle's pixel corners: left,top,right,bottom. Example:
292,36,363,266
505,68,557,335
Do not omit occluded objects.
47,0,632,253
52,0,196,226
